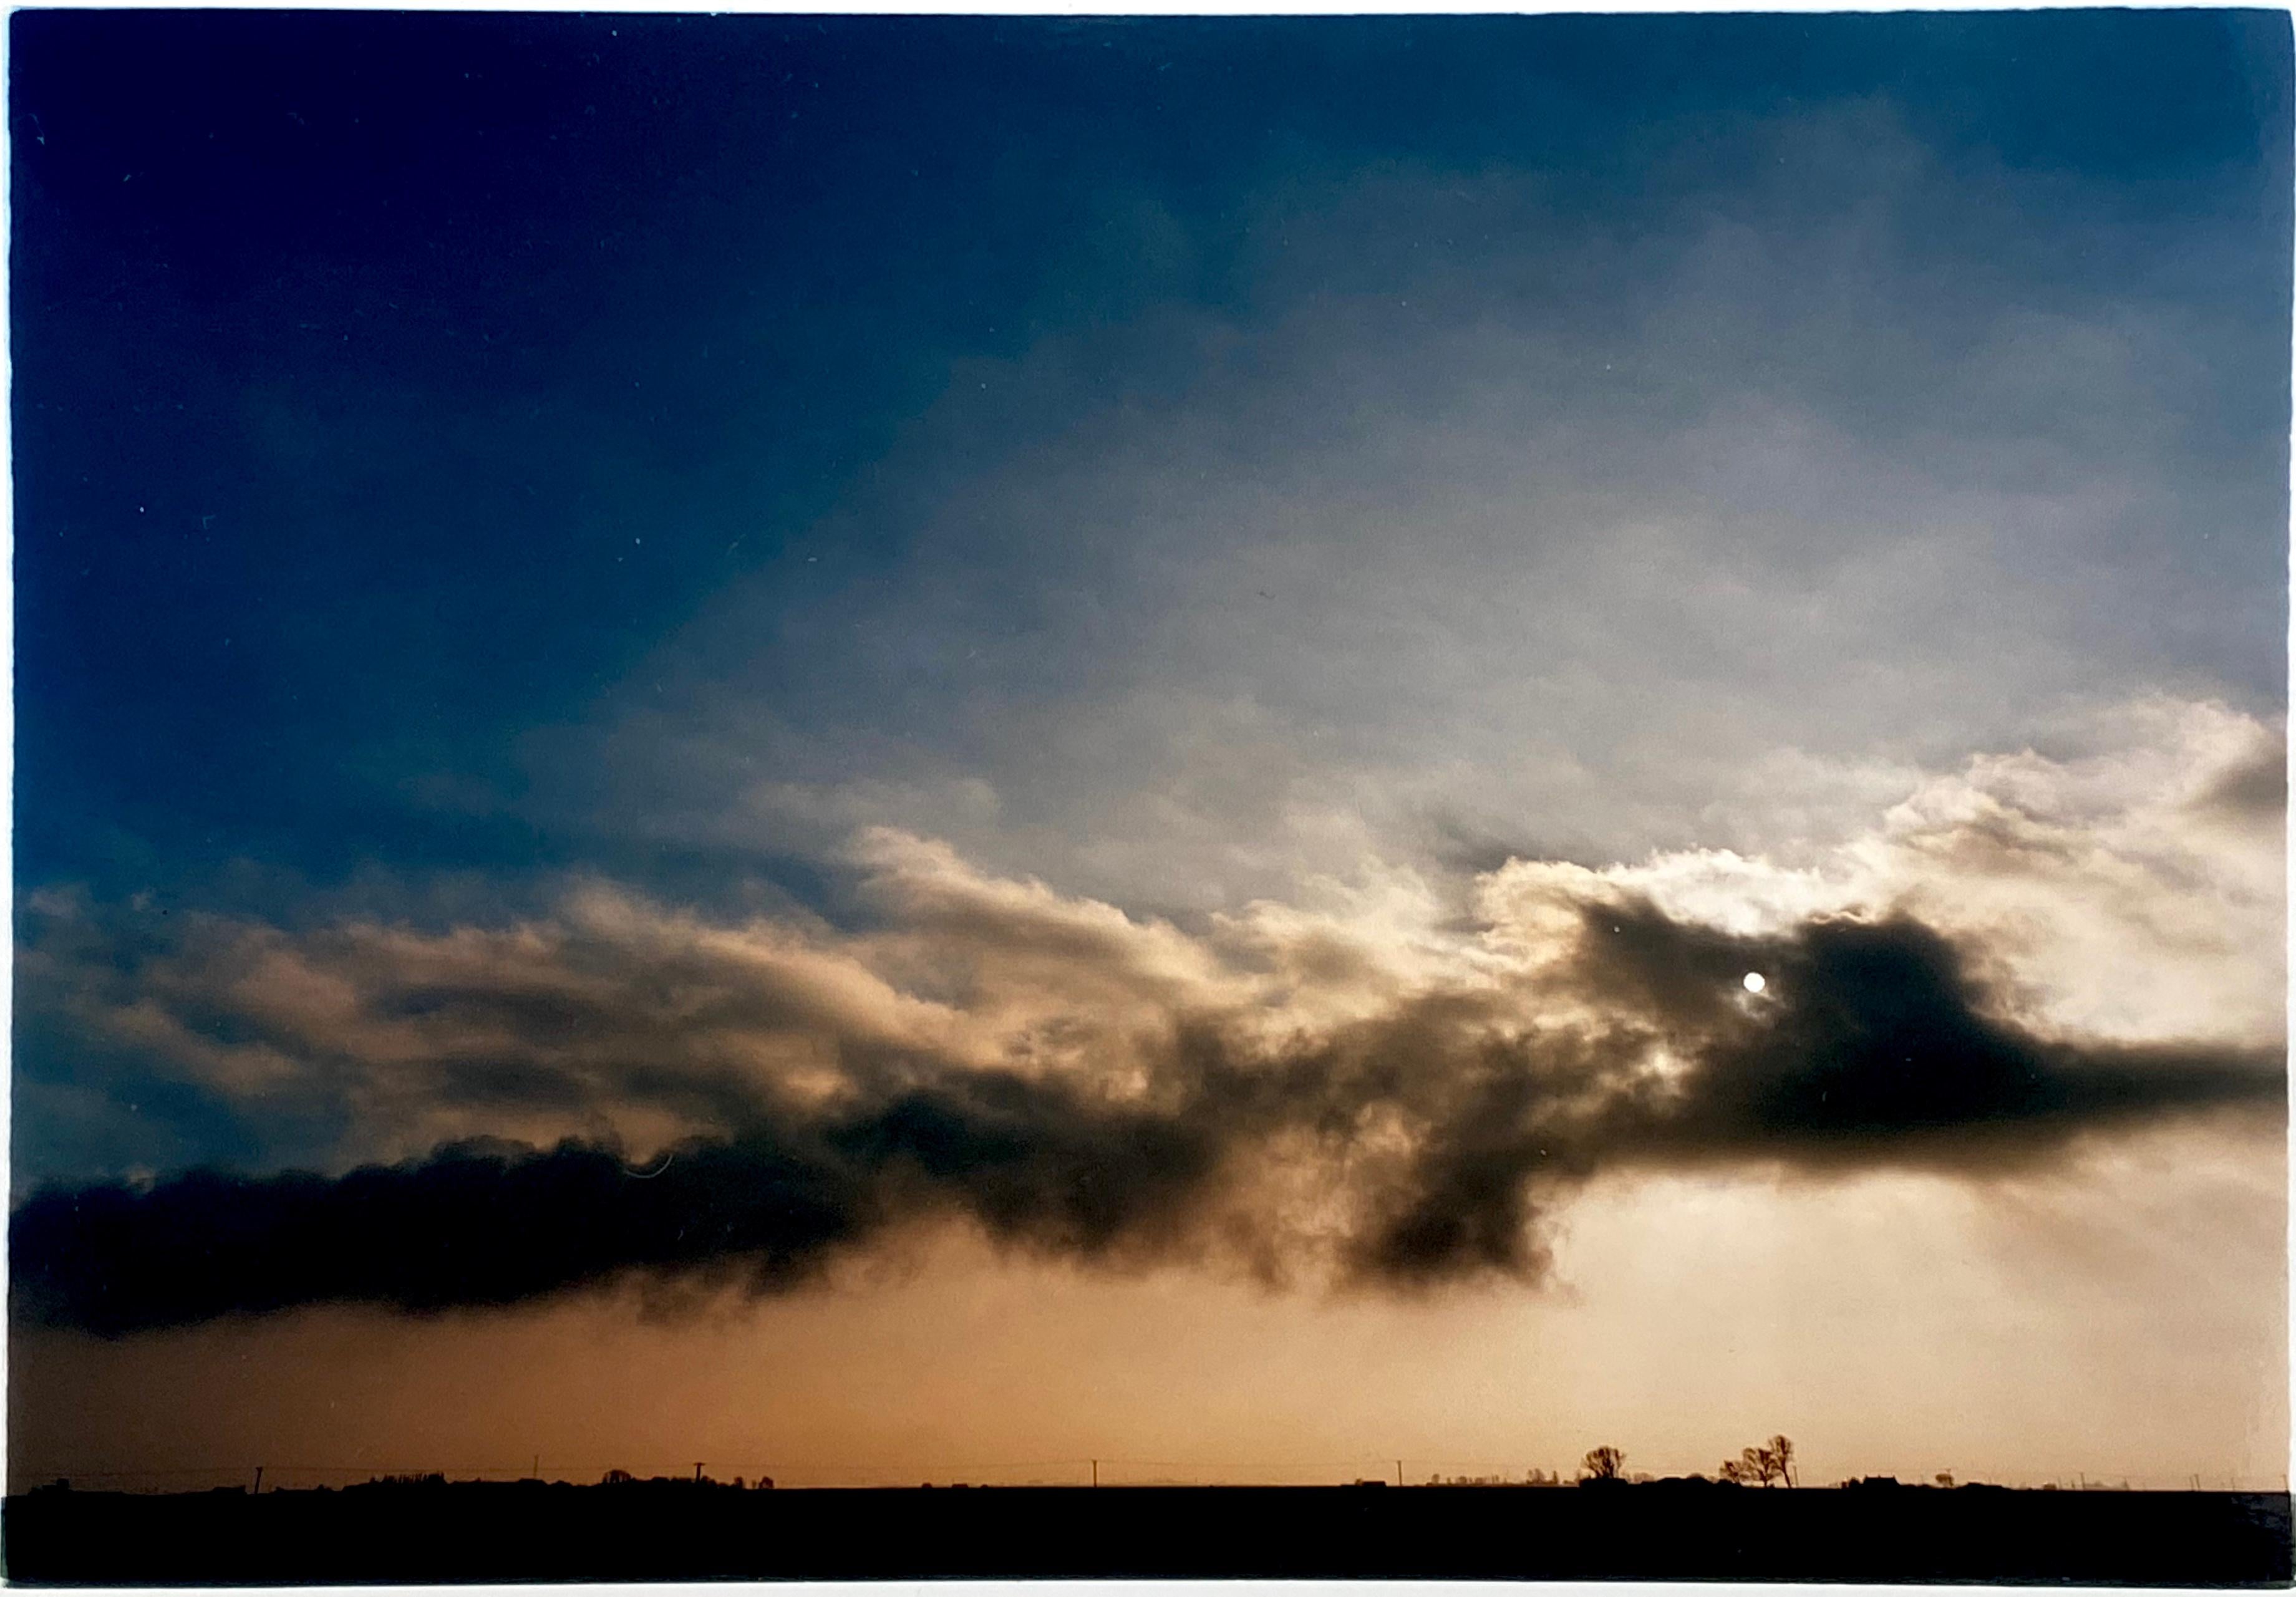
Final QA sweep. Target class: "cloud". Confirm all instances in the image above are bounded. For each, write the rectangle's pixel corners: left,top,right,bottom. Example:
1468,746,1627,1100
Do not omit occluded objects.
10,1076,1241,1337
15,713,2280,1333
1572,903,2274,1164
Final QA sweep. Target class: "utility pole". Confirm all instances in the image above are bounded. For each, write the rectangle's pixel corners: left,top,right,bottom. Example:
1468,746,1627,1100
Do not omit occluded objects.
1090,1458,1098,1488
1395,1460,1403,1487
694,1462,705,1485
253,1466,264,1495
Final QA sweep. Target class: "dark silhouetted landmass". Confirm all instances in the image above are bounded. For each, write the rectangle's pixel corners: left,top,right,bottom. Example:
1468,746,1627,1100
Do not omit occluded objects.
4,1480,2289,1585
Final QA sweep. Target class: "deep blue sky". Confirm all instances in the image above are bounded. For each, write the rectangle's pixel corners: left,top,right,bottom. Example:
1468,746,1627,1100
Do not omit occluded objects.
16,10,2288,899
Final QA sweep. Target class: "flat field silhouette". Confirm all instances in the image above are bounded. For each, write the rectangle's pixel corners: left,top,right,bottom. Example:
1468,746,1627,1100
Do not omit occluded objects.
5,1480,2289,1584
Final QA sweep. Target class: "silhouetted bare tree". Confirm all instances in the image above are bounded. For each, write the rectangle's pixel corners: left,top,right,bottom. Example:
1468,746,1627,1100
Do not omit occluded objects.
1768,1435,1798,1487
1579,1446,1626,1482
1728,1440,1793,1487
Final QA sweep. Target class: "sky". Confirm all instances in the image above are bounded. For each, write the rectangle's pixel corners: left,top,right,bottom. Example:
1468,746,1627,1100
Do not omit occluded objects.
7,7,2290,1492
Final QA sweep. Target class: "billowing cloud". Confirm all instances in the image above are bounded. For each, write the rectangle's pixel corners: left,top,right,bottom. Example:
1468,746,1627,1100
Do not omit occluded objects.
14,702,2280,1334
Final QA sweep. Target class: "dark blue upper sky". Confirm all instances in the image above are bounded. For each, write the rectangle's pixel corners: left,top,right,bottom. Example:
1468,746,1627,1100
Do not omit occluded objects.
16,9,2288,916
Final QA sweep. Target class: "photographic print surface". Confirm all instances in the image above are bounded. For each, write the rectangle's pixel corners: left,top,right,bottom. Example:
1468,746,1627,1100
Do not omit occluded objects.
6,7,2290,1583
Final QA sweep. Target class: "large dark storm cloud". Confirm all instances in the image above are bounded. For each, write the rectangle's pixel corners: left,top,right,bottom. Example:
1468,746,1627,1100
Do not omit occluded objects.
10,1078,1223,1336
1582,902,2270,1155
15,902,2277,1335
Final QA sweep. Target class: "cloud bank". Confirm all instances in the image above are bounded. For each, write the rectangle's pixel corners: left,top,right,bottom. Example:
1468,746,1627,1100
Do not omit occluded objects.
14,702,2281,1334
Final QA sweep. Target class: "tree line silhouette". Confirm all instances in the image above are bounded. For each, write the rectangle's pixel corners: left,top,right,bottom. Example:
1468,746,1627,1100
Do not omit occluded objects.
34,1437,2247,1497
1579,1435,1802,1487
